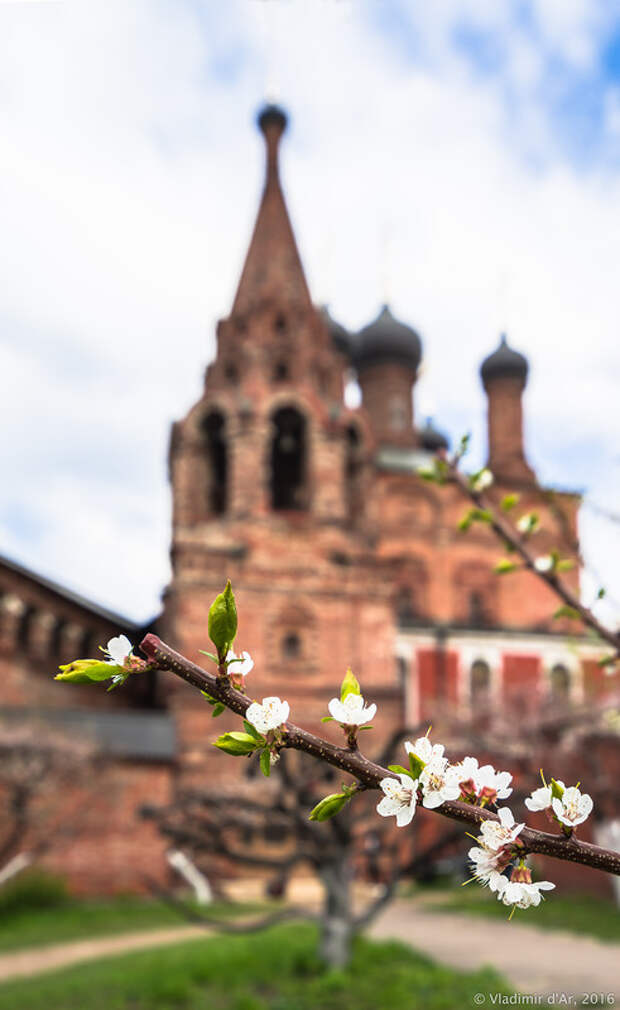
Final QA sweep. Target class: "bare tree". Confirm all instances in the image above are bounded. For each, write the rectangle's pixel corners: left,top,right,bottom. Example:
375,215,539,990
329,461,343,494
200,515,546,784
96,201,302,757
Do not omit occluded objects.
142,739,462,968
0,720,94,888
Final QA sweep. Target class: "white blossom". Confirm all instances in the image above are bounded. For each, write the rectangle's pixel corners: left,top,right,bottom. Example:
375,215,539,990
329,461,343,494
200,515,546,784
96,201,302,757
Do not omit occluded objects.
328,693,377,726
476,764,513,801
104,635,133,666
468,846,507,885
245,697,290,734
495,878,555,909
404,736,445,766
419,756,461,809
451,755,479,783
552,786,593,827
534,555,554,573
517,514,532,533
471,468,493,492
524,784,556,812
479,807,524,852
451,756,512,801
226,650,254,677
377,774,418,827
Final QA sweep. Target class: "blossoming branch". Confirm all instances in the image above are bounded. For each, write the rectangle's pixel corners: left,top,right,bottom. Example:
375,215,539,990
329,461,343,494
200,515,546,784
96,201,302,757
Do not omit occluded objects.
54,581,620,915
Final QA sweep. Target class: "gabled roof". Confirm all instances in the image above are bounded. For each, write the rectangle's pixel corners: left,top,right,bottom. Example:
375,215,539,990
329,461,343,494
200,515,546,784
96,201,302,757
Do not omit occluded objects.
0,707,176,760
0,551,150,632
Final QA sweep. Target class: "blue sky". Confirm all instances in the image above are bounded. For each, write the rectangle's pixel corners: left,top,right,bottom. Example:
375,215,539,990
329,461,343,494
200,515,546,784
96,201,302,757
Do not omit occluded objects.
0,0,619,624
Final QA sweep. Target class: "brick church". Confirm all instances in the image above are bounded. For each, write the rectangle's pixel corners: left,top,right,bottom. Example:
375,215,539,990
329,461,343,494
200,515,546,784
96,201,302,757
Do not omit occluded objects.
0,104,612,893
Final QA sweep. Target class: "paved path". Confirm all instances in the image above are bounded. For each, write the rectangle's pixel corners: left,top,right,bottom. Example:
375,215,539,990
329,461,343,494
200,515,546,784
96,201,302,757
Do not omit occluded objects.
369,898,620,999
0,926,207,983
0,899,618,997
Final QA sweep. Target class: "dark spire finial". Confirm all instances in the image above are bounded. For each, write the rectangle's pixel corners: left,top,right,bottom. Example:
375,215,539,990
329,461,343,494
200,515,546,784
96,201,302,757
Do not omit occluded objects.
257,103,288,179
257,103,288,135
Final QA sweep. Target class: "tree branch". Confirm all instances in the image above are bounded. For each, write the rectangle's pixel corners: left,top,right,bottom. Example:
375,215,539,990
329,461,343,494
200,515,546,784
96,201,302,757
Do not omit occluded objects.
448,462,620,655
140,634,620,877
142,875,316,933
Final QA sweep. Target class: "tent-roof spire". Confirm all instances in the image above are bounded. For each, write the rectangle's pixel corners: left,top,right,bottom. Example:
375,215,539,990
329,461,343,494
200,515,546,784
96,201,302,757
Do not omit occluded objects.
231,104,312,317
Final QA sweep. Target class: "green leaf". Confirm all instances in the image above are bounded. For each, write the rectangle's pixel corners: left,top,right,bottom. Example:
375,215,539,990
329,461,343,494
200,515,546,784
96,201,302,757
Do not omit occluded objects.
556,559,575,572
418,466,437,483
500,493,519,512
408,753,425,781
494,559,518,574
597,587,606,600
211,703,226,717
550,778,565,801
201,690,217,704
470,508,492,523
260,748,271,777
213,732,258,756
457,432,471,458
55,659,121,685
388,764,413,778
457,513,472,532
340,667,361,702
321,715,335,722
208,581,238,658
598,654,617,668
198,650,220,664
243,720,265,742
553,605,581,621
308,792,351,822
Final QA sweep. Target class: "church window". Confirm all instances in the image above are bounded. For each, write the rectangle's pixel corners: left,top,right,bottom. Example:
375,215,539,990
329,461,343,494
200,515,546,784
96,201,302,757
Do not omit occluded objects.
51,618,65,655
203,411,228,516
389,395,407,432
468,590,490,627
282,632,301,659
273,360,289,383
224,362,238,384
270,406,307,510
80,629,94,657
470,659,491,702
396,655,408,687
345,425,363,521
395,587,417,625
550,663,571,702
17,606,34,649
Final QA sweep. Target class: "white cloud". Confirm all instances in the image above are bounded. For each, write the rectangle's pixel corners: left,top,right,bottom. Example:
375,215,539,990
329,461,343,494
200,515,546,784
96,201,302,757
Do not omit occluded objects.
0,0,618,625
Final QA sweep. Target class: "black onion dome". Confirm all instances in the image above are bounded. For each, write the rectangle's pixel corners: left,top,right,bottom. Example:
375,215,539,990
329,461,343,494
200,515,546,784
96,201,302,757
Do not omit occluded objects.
480,334,528,386
419,418,449,452
320,305,351,356
257,103,288,134
354,304,422,371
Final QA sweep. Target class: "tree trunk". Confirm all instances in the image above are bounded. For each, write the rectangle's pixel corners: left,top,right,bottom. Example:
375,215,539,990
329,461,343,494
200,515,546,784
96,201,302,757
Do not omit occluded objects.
318,854,353,969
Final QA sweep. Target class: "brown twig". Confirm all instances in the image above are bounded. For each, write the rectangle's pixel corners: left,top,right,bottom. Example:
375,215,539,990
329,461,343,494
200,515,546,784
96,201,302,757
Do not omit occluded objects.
448,463,620,656
140,634,620,878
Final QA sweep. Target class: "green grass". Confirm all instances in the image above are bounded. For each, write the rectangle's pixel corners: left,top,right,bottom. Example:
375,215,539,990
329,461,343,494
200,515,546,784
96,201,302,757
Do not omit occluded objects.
425,887,620,942
0,895,266,954
0,923,512,1010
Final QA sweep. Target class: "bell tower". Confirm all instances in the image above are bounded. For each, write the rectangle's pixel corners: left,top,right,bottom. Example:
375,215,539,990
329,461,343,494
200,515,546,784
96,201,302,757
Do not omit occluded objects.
164,104,372,679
